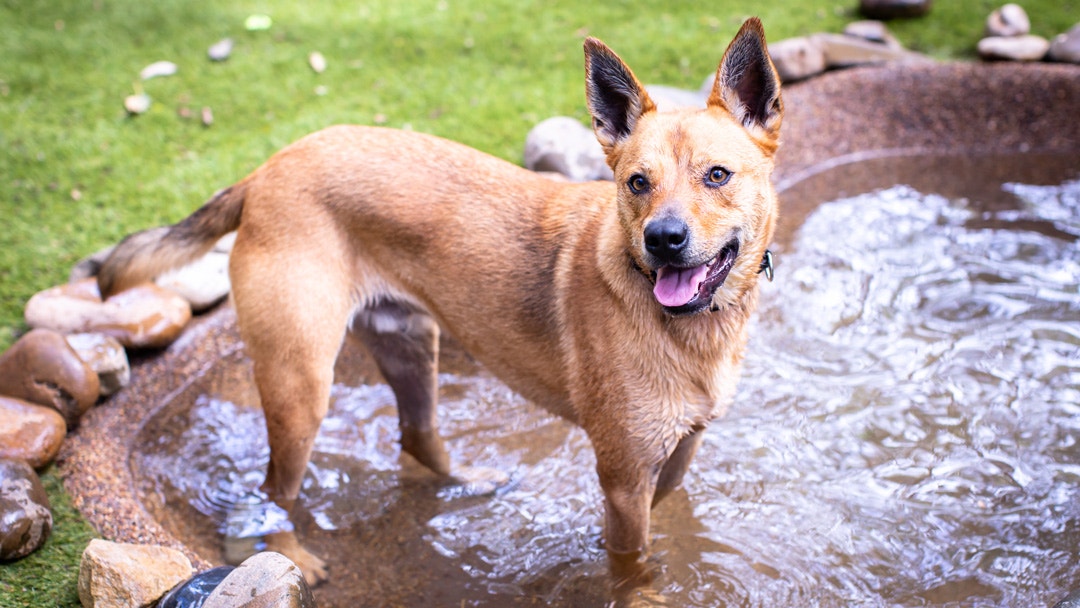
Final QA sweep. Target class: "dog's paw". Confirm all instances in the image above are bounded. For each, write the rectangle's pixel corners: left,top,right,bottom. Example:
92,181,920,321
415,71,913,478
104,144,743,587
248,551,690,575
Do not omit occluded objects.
264,530,329,587
437,465,516,499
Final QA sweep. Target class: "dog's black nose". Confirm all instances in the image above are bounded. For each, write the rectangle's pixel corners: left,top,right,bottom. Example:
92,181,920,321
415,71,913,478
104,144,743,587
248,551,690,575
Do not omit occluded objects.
644,216,689,262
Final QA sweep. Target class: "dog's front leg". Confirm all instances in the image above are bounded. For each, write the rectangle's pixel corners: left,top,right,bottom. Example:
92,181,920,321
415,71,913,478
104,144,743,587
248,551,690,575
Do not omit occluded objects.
595,446,663,597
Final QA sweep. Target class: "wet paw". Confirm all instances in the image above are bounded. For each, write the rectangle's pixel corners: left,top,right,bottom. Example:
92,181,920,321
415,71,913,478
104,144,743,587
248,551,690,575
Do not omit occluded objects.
265,530,329,587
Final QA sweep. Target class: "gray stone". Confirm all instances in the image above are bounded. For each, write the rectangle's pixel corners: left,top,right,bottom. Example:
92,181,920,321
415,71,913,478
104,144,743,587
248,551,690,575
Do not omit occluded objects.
768,36,827,83
0,328,100,429
860,0,932,19
644,84,707,111
140,61,178,80
25,278,192,350
1048,24,1080,64
813,33,929,68
203,552,316,608
0,458,52,561
70,245,115,283
986,4,1031,37
523,116,612,182
65,333,130,397
78,539,194,608
208,38,234,62
978,34,1050,61
843,20,903,49
155,251,231,313
0,397,67,469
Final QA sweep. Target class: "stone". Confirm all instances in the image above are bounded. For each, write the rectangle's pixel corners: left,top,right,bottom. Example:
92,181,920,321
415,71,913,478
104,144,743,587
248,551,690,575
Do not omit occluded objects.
204,552,316,608
1048,24,1080,64
208,38,233,62
0,397,66,469
1055,589,1080,608
812,33,929,68
978,34,1050,61
843,20,903,49
0,328,100,428
24,278,192,350
859,0,932,20
124,93,151,115
70,245,115,283
140,61,178,80
155,251,231,313
644,84,707,111
308,51,326,74
767,36,827,83
523,116,613,182
158,566,236,608
78,539,194,608
0,458,52,561
986,4,1031,37
64,333,130,397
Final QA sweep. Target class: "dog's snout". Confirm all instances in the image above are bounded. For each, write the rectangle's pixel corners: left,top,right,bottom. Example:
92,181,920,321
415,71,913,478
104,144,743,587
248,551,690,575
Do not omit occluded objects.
644,216,689,262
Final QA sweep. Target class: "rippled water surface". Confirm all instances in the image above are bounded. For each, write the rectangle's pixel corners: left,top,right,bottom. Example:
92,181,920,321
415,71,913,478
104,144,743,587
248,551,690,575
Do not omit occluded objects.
133,155,1080,607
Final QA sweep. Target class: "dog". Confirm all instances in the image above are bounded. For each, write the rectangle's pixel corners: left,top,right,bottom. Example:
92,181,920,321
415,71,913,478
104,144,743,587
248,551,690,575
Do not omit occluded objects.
98,17,782,598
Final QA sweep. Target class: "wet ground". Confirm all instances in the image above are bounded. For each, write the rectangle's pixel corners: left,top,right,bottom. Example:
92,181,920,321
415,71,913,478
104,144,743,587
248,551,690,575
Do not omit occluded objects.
128,153,1080,607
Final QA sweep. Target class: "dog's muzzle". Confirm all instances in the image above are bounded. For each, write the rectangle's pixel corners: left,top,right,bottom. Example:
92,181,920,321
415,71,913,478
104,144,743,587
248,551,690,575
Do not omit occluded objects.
652,238,740,315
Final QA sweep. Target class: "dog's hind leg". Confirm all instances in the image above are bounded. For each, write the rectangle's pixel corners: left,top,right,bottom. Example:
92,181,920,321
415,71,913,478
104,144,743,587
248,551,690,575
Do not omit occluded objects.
351,300,451,476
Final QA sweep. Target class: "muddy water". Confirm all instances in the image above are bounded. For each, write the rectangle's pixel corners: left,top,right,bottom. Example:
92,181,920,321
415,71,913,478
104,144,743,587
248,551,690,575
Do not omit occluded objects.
132,154,1080,607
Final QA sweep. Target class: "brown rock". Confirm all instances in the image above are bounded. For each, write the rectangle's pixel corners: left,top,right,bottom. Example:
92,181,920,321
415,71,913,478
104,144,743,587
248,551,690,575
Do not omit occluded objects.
204,552,316,608
64,333,130,397
0,458,52,561
860,0,932,20
78,539,194,608
24,278,192,349
0,328,99,428
0,397,67,469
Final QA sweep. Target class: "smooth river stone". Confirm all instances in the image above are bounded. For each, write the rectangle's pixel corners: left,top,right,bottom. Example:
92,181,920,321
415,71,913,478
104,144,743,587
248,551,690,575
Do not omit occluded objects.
0,458,52,561
24,278,192,349
0,397,67,469
0,328,100,428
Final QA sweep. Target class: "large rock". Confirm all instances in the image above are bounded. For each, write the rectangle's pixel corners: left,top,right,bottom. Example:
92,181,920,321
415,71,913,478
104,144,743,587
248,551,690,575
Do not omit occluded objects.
768,36,827,82
203,552,316,608
0,458,52,561
978,34,1051,61
0,328,100,428
0,397,67,469
78,539,194,608
155,251,231,313
64,333,130,397
1048,24,1080,64
986,4,1031,37
523,116,612,182
24,278,192,349
860,0,932,20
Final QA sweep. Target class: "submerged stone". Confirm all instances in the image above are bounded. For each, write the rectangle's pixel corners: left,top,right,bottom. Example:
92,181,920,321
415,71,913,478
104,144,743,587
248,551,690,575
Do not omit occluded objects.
203,552,316,608
0,328,100,428
24,278,192,350
0,458,52,561
78,539,194,608
0,397,67,469
158,565,237,608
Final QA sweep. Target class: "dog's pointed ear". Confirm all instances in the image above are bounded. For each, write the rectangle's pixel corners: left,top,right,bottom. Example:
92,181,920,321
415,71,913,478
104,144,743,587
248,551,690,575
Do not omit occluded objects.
584,37,656,154
708,17,783,144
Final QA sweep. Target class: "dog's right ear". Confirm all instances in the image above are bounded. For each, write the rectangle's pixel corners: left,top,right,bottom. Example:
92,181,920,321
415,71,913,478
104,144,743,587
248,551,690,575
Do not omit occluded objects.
584,38,656,154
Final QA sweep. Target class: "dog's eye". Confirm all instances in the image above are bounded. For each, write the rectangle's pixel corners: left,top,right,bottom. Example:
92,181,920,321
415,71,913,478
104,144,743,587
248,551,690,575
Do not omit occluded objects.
706,166,732,187
627,174,649,194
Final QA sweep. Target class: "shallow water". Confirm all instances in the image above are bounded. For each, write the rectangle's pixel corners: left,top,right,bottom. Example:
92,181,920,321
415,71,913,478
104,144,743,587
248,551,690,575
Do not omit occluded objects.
132,155,1080,607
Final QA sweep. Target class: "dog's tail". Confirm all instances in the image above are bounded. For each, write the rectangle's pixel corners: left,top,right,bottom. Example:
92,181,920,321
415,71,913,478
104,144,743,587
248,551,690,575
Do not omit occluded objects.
97,183,246,297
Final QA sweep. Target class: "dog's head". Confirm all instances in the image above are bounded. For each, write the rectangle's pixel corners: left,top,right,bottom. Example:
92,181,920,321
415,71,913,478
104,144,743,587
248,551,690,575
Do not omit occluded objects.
584,18,782,316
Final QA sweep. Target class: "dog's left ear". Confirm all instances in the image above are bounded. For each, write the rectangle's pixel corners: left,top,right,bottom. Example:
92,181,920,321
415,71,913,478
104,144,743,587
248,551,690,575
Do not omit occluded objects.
708,17,783,144
584,38,657,154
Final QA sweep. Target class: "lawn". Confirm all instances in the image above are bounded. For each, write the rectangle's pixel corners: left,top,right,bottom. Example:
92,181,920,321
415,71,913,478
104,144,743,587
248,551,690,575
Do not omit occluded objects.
0,0,1076,605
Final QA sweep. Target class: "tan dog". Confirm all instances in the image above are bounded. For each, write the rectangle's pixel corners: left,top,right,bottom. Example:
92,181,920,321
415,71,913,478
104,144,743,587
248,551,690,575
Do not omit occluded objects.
99,17,782,597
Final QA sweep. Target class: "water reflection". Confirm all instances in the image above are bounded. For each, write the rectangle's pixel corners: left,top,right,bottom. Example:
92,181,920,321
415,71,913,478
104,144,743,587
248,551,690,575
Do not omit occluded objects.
132,158,1080,607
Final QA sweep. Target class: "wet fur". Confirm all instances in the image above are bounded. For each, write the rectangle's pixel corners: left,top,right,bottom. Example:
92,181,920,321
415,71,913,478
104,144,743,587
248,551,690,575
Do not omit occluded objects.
98,18,783,598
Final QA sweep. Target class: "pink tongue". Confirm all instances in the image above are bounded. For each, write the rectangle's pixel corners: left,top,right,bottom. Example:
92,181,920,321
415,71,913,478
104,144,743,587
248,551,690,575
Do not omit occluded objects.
653,264,709,307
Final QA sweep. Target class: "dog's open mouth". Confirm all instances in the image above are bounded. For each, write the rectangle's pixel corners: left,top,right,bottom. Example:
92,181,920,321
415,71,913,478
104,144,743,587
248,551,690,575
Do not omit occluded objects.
653,240,739,314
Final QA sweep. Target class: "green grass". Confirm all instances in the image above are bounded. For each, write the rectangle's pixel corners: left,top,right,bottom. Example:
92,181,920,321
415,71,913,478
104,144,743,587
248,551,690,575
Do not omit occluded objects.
0,0,1077,605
